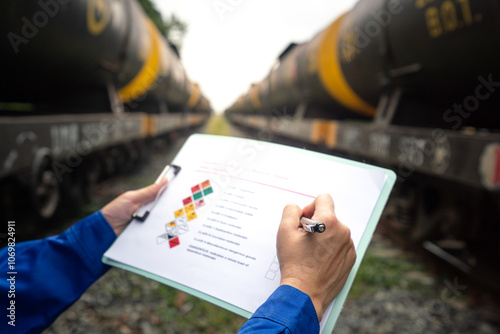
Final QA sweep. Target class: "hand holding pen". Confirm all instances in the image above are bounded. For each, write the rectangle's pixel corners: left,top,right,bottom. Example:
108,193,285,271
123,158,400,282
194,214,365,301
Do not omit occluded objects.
276,194,356,322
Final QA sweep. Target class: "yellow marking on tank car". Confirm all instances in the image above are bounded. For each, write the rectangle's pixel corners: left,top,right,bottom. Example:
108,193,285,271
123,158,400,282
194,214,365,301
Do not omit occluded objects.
118,19,161,102
423,0,480,38
317,14,376,116
415,0,434,9
143,115,156,137
249,85,262,110
339,30,357,63
311,120,338,149
189,115,198,126
87,0,111,35
325,121,338,148
187,83,201,108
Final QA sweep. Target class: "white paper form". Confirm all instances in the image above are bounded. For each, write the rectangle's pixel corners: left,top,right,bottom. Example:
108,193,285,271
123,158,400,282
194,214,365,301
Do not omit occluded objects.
104,134,389,329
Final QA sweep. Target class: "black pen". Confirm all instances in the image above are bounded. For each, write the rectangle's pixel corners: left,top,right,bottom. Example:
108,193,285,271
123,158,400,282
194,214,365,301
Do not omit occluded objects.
300,217,326,233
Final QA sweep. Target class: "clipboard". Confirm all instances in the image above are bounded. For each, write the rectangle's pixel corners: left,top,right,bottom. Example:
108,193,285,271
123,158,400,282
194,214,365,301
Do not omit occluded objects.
103,134,396,333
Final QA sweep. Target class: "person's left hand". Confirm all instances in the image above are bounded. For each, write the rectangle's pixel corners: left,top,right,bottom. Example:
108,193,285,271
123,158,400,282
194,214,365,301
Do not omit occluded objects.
101,178,168,235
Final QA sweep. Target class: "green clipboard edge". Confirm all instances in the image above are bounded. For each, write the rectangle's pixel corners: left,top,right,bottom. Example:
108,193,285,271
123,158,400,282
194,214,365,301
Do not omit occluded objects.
102,134,397,332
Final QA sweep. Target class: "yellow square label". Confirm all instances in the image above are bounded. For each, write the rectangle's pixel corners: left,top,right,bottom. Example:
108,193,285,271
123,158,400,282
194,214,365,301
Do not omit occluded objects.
174,209,185,218
187,211,197,221
185,204,195,213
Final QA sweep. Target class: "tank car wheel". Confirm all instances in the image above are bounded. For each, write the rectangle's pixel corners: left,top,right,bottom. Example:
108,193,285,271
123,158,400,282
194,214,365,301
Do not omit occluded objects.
61,165,88,207
409,184,460,242
80,157,103,203
120,143,139,173
30,149,60,220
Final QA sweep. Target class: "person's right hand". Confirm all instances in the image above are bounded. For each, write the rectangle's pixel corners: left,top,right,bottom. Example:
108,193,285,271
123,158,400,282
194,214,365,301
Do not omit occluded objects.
277,194,356,321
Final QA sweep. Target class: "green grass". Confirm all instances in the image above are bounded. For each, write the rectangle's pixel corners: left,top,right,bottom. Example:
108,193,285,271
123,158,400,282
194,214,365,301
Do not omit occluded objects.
348,246,431,299
204,114,231,136
153,281,246,333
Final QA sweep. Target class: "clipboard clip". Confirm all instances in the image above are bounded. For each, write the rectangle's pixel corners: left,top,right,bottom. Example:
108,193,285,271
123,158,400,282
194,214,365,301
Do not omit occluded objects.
131,164,181,222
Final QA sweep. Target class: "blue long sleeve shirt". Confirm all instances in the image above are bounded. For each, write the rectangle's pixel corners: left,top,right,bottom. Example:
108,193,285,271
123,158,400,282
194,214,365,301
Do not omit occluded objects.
1,212,319,334
238,285,320,334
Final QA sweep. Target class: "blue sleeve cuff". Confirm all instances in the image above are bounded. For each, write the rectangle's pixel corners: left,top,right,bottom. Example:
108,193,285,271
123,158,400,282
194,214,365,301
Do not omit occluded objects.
64,210,116,277
239,285,320,334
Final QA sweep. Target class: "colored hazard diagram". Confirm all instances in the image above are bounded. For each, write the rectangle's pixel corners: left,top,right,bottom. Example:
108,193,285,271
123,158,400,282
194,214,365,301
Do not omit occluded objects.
156,180,214,248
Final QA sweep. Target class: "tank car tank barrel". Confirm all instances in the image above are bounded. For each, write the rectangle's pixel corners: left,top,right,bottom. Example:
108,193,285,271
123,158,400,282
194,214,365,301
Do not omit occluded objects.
0,0,204,112
227,0,500,122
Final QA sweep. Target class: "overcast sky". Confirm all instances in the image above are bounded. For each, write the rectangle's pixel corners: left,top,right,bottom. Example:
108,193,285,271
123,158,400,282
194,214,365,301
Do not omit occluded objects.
152,0,358,113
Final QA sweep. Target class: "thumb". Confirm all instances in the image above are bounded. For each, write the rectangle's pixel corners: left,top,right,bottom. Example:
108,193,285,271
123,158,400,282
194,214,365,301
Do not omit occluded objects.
131,178,168,206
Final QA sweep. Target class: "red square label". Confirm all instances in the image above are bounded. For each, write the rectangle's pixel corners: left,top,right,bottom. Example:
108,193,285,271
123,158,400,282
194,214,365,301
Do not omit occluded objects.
191,184,201,193
169,237,180,248
183,197,193,205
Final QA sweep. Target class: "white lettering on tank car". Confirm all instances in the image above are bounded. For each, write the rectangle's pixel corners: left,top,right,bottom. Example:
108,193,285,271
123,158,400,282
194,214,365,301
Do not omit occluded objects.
369,133,391,158
398,136,427,167
50,123,79,156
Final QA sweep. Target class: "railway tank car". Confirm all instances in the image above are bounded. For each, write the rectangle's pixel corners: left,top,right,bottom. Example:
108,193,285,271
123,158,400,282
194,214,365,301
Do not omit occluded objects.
226,0,500,288
0,0,212,226
1,0,206,113
227,0,500,128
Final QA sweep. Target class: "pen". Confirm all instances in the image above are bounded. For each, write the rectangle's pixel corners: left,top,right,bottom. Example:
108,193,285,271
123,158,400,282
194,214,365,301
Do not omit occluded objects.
300,217,326,233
